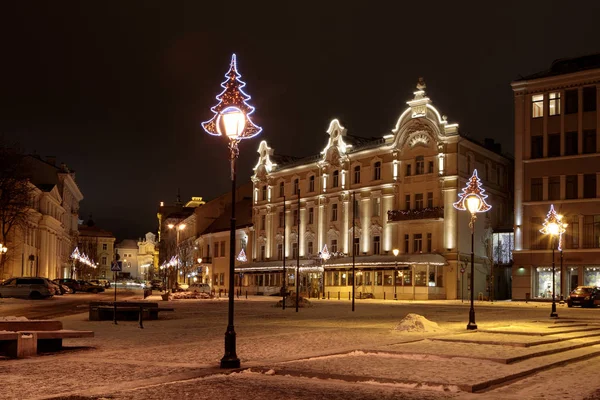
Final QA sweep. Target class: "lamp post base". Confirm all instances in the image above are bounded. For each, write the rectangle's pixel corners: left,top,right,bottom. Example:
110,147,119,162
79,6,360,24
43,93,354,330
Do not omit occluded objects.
550,302,558,318
467,307,477,330
467,322,478,330
220,326,240,369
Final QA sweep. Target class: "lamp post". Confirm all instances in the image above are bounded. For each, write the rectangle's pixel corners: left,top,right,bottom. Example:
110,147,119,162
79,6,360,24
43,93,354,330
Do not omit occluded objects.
0,243,7,256
202,54,262,369
453,170,492,330
319,244,331,298
167,222,186,290
540,204,567,318
393,249,399,300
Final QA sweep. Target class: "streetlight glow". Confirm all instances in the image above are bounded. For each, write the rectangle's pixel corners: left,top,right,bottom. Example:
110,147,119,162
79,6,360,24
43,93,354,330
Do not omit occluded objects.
392,248,399,257
540,204,567,318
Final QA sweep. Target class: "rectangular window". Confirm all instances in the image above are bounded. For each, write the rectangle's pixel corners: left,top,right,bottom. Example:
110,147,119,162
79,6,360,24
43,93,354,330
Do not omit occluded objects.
373,197,381,217
293,179,299,195
404,234,409,253
220,273,225,285
292,242,298,259
279,182,284,197
331,203,338,221
373,162,381,180
293,209,298,225
567,215,579,249
102,244,107,251
353,238,360,256
101,256,107,265
547,133,560,157
427,233,432,253
261,215,266,230
279,212,284,228
530,217,544,250
277,244,283,260
565,89,578,114
531,136,543,159
427,192,433,208
548,176,560,201
413,234,423,253
583,215,600,249
333,171,339,188
405,164,412,177
375,271,383,286
415,193,424,210
583,130,596,154
331,239,338,253
260,245,265,261
354,166,361,184
584,174,597,199
532,94,544,118
583,86,597,112
566,175,578,200
213,274,218,285
405,194,411,210
353,200,360,217
262,186,267,201
372,236,380,255
309,176,315,192
307,241,313,255
415,156,424,175
549,92,561,116
214,242,219,258
428,160,434,174
220,241,226,257
308,208,314,224
565,131,578,156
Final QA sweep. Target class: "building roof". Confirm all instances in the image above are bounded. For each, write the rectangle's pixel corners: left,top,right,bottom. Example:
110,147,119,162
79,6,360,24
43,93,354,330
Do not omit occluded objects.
515,53,600,82
79,224,115,238
115,239,138,249
202,197,253,234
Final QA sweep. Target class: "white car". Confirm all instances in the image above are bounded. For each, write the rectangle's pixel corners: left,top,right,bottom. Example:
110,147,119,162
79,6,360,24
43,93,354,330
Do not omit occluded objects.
0,277,54,299
189,283,211,293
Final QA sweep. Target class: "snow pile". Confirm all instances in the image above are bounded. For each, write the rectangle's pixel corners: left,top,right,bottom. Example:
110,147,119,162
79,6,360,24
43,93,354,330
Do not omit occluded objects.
171,291,214,300
393,313,445,333
0,316,28,321
274,296,312,308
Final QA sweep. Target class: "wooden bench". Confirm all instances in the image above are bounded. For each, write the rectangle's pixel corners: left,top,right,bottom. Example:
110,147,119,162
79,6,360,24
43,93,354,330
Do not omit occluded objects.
89,301,174,321
0,321,94,358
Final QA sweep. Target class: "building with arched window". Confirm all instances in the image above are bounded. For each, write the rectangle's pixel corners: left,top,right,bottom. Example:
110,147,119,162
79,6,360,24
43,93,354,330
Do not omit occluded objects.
242,80,513,300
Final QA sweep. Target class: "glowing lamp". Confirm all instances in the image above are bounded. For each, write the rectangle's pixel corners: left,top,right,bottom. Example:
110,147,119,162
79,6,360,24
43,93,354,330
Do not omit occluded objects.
178,224,186,230
217,107,246,139
392,249,399,257
167,224,175,229
466,195,482,215
197,258,203,264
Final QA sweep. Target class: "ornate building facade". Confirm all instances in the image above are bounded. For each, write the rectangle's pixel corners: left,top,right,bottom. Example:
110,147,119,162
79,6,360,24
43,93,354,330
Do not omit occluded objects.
512,54,600,300
78,218,115,279
244,81,513,300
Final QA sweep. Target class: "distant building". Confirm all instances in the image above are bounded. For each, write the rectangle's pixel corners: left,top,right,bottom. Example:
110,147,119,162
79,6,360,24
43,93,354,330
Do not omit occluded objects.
1,155,83,280
115,239,139,280
78,217,116,279
137,232,157,281
245,80,513,299
511,53,600,300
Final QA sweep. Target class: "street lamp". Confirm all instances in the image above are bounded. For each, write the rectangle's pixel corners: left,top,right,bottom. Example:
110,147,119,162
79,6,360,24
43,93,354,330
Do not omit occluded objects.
202,54,262,369
393,249,399,300
540,204,567,318
319,244,331,298
0,243,7,255
167,223,186,290
453,169,491,330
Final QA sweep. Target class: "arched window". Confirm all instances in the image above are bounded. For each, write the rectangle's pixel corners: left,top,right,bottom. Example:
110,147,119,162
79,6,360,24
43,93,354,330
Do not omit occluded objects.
373,162,381,180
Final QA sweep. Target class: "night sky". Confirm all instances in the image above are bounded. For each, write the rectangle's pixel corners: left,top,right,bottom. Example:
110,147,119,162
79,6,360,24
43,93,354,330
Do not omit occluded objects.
0,1,598,241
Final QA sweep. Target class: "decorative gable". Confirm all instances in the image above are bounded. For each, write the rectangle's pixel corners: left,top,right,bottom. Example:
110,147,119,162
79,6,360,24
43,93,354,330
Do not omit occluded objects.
320,119,349,167
252,141,276,182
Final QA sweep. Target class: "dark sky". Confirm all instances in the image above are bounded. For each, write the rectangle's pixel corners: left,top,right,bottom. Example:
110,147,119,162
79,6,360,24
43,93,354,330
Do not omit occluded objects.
0,1,598,241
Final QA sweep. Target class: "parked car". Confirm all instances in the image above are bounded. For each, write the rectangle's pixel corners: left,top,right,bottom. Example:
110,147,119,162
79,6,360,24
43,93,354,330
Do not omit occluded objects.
42,278,66,295
0,277,54,299
90,279,111,289
150,279,164,291
567,286,600,308
76,280,105,293
189,283,211,293
53,278,82,293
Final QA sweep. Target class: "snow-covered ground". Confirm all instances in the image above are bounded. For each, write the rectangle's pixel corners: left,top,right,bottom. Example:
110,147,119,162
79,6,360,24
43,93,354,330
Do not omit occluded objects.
1,295,600,399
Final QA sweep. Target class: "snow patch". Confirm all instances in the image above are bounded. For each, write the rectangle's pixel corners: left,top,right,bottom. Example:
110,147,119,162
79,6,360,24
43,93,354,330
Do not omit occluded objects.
394,313,445,333
0,316,28,321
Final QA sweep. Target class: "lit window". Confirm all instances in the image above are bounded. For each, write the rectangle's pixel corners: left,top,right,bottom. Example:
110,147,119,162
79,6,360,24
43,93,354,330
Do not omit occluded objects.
549,92,561,116
532,94,544,118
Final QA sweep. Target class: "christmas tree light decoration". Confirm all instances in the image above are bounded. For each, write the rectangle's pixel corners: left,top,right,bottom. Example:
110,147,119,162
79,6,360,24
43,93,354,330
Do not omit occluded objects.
236,249,247,262
202,54,262,142
71,247,81,260
540,205,568,250
453,169,492,230
320,244,331,261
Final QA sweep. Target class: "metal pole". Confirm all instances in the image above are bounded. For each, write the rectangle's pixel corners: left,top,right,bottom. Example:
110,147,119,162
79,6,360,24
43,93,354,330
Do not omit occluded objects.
394,261,397,300
282,195,286,310
467,220,477,330
352,191,356,312
551,241,558,318
296,190,300,312
113,270,117,325
221,143,240,369
560,249,564,303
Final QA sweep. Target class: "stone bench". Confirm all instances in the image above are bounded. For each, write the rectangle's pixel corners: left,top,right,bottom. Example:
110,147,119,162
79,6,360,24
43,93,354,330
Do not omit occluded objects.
89,301,174,321
0,320,94,358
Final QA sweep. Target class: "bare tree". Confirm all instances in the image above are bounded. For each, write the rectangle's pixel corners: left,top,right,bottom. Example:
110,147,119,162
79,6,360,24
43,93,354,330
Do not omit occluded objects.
0,143,33,275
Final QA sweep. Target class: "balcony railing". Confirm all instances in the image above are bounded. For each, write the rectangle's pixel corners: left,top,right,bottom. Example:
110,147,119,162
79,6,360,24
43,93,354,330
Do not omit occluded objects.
387,207,444,222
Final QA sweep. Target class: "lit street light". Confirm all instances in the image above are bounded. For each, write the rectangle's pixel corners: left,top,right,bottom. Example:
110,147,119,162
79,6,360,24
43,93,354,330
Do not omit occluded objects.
202,54,262,369
393,248,399,300
167,222,186,290
453,169,491,330
540,204,567,318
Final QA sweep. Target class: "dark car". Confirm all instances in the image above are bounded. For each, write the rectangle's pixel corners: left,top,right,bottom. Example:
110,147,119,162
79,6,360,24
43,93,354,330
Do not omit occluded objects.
567,286,600,308
150,279,164,291
76,280,105,293
53,278,82,293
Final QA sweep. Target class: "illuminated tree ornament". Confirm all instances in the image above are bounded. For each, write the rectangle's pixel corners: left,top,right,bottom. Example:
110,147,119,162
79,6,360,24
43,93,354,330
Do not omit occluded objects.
71,247,81,260
453,169,492,229
540,204,567,250
320,244,331,261
202,54,262,142
236,249,247,262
